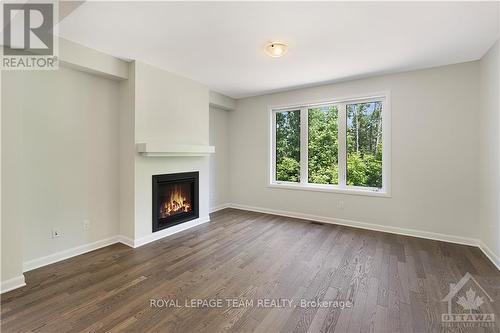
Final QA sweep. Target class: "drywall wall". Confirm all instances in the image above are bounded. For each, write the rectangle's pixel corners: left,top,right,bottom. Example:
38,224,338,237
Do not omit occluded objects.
2,66,121,264
59,38,129,80
133,61,211,240
209,107,230,211
1,70,25,291
134,61,209,144
230,62,480,241
210,91,236,111
479,40,500,263
118,62,136,240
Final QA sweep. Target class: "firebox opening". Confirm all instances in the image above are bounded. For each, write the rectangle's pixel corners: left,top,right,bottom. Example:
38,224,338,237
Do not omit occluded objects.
153,172,199,232
159,183,193,218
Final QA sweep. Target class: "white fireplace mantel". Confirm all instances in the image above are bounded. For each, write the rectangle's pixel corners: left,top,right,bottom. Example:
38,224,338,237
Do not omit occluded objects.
136,143,215,157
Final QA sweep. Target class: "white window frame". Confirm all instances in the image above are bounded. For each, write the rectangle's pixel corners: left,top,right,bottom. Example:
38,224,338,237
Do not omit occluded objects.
269,92,391,197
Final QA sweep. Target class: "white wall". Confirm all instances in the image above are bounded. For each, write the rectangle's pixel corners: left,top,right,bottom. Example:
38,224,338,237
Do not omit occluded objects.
132,61,211,241
134,61,209,144
1,70,25,287
2,66,120,264
479,40,500,262
118,62,136,240
230,62,480,241
210,91,237,111
59,38,129,80
209,107,230,211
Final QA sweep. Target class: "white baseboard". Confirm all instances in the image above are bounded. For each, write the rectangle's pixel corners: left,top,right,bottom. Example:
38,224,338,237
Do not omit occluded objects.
23,236,120,272
210,203,231,213
0,275,26,294
6,215,206,293
478,241,500,270
117,235,135,248
14,205,498,291
229,203,478,246
133,215,211,248
228,203,499,270
20,216,211,276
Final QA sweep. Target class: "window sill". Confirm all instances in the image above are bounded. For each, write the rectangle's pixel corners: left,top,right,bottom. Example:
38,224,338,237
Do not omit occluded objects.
268,182,391,198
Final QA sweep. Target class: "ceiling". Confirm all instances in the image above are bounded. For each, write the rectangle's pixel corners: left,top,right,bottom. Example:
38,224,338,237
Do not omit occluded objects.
57,1,499,98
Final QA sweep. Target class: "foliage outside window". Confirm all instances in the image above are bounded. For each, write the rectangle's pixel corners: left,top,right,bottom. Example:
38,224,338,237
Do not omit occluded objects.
346,102,382,188
308,106,339,185
275,110,300,182
272,96,387,193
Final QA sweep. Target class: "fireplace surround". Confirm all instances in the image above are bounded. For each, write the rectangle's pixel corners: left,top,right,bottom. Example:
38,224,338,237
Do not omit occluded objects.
152,171,199,232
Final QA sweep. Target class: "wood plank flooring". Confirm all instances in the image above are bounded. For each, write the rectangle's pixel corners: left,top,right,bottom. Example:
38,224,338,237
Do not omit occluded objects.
1,208,499,332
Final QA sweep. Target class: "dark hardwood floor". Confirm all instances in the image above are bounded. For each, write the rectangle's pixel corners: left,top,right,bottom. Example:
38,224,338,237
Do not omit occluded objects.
1,209,499,332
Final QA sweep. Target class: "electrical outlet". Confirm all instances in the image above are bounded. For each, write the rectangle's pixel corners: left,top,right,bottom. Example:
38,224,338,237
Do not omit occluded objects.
51,228,61,238
83,220,91,231
338,200,345,210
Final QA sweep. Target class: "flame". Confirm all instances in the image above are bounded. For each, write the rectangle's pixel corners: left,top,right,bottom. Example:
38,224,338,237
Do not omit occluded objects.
160,185,192,218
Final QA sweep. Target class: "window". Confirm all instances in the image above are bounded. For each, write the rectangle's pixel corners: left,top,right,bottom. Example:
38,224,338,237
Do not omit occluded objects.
308,106,339,185
346,101,383,188
270,94,390,196
275,110,300,182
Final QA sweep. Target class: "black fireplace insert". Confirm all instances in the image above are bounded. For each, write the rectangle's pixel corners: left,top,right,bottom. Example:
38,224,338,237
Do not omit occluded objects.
152,171,199,232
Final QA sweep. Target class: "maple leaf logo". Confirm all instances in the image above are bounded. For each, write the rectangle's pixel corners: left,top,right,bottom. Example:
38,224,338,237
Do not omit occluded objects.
456,288,484,313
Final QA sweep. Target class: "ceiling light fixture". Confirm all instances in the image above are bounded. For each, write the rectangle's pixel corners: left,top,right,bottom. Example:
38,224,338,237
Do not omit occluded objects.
265,42,288,58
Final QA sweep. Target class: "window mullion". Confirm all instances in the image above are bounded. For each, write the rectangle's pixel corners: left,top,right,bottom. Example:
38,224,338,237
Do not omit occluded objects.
300,108,308,185
338,103,347,188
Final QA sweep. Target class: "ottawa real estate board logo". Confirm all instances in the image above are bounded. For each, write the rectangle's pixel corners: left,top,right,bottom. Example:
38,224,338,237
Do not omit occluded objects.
441,272,495,328
2,1,58,70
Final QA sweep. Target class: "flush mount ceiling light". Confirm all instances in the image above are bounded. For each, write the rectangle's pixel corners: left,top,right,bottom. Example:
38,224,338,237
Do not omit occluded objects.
265,42,288,58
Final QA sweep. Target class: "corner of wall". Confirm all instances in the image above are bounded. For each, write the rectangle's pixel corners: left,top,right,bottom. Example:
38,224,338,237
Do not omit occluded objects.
118,61,136,240
1,69,26,290
0,275,26,294
478,39,500,262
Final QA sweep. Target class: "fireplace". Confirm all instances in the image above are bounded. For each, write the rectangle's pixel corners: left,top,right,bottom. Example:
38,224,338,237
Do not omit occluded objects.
152,172,199,232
